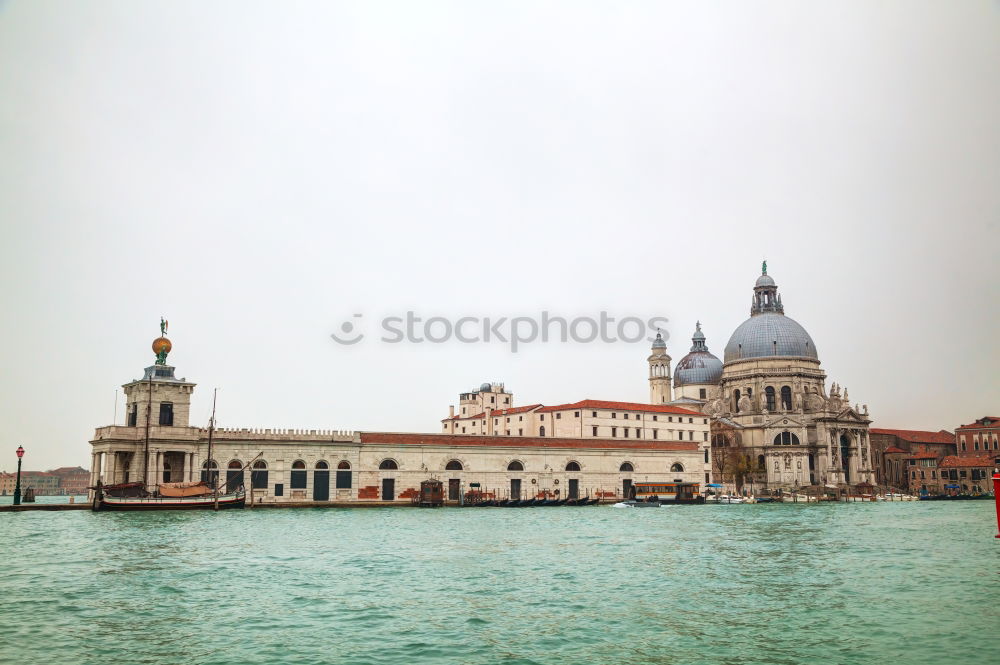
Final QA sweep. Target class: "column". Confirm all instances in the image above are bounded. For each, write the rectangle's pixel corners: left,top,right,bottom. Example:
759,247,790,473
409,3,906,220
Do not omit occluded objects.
103,451,114,486
90,452,100,487
191,451,201,483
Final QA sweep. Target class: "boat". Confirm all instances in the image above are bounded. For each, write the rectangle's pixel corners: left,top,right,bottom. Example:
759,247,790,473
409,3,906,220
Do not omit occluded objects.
584,497,601,505
629,481,706,505
93,487,246,511
612,498,662,508
714,494,744,504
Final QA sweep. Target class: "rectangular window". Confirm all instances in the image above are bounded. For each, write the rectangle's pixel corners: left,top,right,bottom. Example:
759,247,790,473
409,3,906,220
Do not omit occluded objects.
704,450,709,463
668,416,673,422
158,402,174,426
703,432,708,441
960,470,967,478
689,418,693,423
518,428,523,436
274,483,284,497
699,389,707,399
652,415,658,421
556,413,562,419
623,414,629,420
290,470,307,489
592,411,597,417
612,413,617,419
574,411,580,418
703,419,708,424
128,403,137,427
506,429,510,436
612,427,617,437
653,430,658,439
592,426,598,436
519,416,523,421
540,414,545,421
635,428,640,438
624,428,629,438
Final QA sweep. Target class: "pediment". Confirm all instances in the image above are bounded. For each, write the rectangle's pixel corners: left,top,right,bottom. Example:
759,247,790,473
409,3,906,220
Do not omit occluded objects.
835,407,866,422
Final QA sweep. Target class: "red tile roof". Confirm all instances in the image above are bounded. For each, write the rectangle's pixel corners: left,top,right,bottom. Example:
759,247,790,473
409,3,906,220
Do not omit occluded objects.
938,454,997,468
869,428,954,444
361,432,700,451
883,446,908,454
956,417,1000,430
906,452,940,460
536,400,703,416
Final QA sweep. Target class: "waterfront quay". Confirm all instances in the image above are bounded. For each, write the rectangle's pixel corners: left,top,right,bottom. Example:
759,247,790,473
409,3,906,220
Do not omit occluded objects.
2,501,998,665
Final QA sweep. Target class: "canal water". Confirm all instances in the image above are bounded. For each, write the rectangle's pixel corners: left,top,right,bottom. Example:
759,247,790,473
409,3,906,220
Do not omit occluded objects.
1,502,998,665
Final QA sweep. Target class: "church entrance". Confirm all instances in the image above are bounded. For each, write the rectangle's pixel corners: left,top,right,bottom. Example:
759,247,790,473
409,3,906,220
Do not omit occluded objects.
382,478,395,501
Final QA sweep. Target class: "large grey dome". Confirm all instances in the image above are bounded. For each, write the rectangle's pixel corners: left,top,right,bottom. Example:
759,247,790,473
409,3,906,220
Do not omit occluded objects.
724,312,818,362
675,322,723,386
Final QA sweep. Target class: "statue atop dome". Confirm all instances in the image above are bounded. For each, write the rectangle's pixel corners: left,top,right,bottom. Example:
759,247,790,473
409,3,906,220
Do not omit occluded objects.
152,318,172,365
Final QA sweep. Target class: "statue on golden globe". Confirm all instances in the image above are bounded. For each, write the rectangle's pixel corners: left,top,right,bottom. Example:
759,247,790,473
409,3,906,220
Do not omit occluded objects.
152,318,172,365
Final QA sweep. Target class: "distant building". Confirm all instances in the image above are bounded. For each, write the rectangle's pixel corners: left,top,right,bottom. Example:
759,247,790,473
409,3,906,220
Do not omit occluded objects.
48,466,90,495
18,471,60,495
931,454,998,495
955,417,1000,455
869,428,955,489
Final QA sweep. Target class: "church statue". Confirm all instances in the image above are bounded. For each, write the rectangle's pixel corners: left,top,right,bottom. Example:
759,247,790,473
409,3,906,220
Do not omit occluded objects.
155,347,169,365
738,395,753,413
762,259,767,274
160,317,168,336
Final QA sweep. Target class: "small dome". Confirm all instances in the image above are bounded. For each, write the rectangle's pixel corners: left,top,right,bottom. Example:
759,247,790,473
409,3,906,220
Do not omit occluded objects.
479,382,492,392
651,332,666,350
755,274,776,288
675,352,723,386
675,322,722,386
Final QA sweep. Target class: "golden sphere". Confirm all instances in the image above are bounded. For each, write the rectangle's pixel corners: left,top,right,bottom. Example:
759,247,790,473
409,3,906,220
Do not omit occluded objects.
152,337,172,354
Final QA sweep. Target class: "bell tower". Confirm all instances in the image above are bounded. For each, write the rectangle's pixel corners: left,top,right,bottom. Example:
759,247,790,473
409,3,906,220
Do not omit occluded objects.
648,331,672,404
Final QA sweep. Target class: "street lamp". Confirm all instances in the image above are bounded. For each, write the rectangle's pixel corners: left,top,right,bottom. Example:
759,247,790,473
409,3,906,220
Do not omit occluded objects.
13,446,24,506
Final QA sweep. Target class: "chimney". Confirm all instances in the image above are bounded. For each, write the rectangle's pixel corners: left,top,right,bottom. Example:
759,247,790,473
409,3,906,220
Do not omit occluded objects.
449,405,455,418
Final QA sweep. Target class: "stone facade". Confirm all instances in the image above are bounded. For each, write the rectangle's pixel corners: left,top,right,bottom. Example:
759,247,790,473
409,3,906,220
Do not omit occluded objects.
690,267,875,489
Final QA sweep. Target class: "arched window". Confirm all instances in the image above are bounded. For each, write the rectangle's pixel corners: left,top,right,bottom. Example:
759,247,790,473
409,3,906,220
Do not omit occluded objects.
315,460,329,469
290,460,307,489
765,386,776,411
539,426,546,437
226,460,244,491
251,460,268,489
670,463,684,472
379,459,398,470
201,459,219,487
507,460,524,471
734,389,742,412
445,460,463,471
780,386,792,410
336,461,352,489
773,431,800,446
619,462,634,472
565,461,581,471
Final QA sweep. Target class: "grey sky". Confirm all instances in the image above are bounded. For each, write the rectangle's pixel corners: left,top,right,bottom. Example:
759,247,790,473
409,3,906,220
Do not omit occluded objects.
1,1,998,470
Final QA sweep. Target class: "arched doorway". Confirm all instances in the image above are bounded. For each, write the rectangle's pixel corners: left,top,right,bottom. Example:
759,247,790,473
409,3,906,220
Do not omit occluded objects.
840,434,851,483
313,461,330,501
251,460,268,490
226,460,244,492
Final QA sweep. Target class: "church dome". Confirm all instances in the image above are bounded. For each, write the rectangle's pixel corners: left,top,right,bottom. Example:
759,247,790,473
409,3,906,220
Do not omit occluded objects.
724,267,819,363
651,331,666,350
479,382,492,392
675,322,723,386
724,313,818,362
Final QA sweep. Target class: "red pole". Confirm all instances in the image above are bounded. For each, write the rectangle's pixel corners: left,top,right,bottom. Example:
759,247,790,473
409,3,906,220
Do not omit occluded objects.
993,470,1000,539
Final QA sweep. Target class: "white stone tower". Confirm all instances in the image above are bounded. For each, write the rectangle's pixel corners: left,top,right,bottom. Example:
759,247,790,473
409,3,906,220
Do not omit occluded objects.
648,331,672,404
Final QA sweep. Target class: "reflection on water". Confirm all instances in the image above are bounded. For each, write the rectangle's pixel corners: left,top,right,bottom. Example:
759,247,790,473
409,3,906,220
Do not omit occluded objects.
1,502,998,665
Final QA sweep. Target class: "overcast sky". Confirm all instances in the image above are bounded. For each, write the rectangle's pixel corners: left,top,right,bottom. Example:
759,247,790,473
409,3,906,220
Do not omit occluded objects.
1,1,998,471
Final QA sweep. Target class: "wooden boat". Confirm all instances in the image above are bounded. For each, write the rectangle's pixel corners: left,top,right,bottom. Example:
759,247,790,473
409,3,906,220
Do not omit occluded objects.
94,488,246,511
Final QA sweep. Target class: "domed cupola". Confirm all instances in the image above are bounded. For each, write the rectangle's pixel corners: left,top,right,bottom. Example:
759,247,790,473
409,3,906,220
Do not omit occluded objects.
675,322,723,387
724,263,819,363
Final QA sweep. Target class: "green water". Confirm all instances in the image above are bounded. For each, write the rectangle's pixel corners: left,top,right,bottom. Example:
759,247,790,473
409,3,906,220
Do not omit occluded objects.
1,502,998,665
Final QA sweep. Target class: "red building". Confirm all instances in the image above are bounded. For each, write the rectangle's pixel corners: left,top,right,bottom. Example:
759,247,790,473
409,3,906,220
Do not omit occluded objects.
869,428,954,490
955,416,1000,456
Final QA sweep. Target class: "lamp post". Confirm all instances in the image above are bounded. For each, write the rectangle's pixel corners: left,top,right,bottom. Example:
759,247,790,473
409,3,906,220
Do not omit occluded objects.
13,445,24,506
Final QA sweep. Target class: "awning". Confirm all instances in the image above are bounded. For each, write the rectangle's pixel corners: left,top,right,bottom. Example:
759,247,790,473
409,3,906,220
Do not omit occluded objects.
944,484,960,489
705,483,724,487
